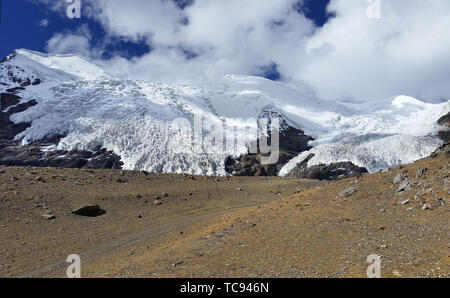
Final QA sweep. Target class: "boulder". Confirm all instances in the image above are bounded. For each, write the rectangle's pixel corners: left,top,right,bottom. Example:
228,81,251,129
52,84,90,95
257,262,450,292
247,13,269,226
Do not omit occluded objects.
339,187,358,197
393,173,406,185
397,180,411,192
416,168,427,179
72,205,106,217
41,212,56,220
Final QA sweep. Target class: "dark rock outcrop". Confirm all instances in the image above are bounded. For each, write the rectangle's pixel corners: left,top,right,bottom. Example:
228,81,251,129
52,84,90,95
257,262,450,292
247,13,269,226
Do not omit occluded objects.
226,126,314,176
437,112,450,142
0,92,123,170
0,93,37,140
226,110,314,176
0,140,123,169
430,142,450,158
438,112,450,126
285,153,368,181
224,110,368,180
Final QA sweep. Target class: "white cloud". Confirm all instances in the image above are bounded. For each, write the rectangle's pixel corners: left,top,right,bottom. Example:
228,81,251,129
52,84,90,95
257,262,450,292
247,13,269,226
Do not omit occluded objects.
45,25,94,58
83,0,314,82
36,0,450,102
297,0,450,101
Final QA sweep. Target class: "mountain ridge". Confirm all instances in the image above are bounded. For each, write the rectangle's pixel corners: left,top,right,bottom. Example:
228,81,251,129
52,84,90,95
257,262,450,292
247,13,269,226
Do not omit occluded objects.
1,49,449,177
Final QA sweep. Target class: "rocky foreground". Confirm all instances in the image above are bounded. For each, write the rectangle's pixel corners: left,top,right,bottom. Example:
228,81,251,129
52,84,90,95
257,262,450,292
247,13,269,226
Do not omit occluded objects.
0,144,448,278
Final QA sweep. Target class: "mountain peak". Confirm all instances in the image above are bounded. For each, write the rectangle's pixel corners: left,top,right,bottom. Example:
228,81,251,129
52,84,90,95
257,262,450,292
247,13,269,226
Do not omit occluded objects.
2,49,110,81
0,49,448,176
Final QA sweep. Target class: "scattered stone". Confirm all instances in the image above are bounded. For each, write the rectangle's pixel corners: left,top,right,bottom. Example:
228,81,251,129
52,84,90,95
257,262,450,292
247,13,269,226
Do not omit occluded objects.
416,167,427,178
400,199,410,205
72,205,106,217
161,193,169,198
379,209,386,213
154,201,162,206
154,196,161,200
414,192,423,200
115,178,126,183
396,179,410,192
392,270,403,277
422,203,433,211
339,187,358,197
380,244,388,249
138,214,142,219
41,212,56,220
0,170,4,174
393,173,406,185
172,261,183,267
437,198,446,206
237,188,243,191
34,176,46,182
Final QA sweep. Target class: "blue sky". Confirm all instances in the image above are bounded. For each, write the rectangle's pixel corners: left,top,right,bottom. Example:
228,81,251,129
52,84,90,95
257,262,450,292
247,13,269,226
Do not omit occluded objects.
0,0,331,61
0,0,152,59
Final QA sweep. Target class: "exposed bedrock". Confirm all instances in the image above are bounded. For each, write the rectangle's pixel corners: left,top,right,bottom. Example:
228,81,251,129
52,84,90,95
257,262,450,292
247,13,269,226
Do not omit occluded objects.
437,112,450,142
284,153,369,181
0,92,123,170
226,123,314,177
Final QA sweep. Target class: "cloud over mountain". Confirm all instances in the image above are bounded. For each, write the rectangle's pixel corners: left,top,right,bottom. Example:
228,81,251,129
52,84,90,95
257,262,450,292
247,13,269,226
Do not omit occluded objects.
36,0,450,102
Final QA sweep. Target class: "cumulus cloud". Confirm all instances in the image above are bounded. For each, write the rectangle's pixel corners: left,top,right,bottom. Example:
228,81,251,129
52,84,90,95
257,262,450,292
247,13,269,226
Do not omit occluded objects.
81,0,314,82
45,25,94,58
36,0,450,102
298,0,450,101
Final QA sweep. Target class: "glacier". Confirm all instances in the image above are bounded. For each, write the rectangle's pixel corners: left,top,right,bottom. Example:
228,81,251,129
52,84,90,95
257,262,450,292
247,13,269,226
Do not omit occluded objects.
1,49,449,175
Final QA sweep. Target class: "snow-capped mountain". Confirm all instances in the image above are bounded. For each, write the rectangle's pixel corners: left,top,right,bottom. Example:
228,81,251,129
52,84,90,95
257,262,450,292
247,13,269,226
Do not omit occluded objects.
1,49,449,176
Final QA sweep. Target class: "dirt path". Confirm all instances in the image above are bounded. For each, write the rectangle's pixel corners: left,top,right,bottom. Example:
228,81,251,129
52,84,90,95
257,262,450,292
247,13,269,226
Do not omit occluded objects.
19,209,231,277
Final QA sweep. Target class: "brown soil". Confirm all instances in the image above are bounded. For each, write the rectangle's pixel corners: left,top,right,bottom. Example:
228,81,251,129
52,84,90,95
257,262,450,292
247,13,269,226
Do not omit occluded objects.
0,151,448,278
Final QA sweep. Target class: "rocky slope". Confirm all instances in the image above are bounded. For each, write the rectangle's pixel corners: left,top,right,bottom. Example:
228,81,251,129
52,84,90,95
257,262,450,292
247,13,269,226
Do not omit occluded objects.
0,165,324,277
95,143,449,278
0,143,447,278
